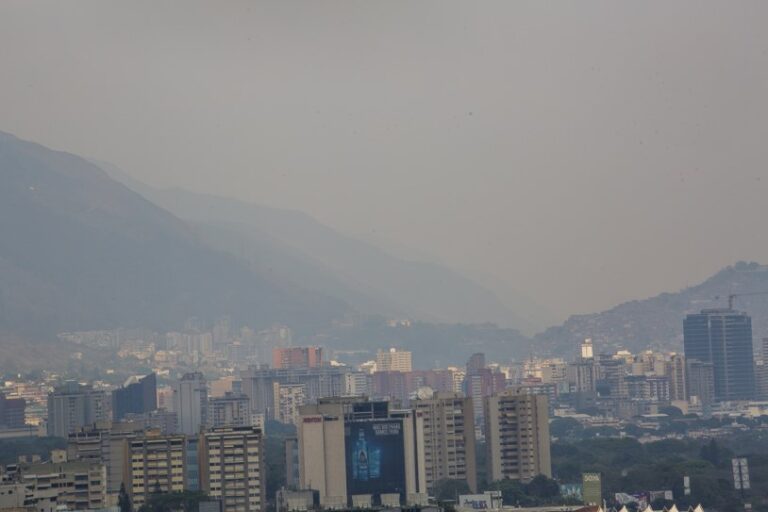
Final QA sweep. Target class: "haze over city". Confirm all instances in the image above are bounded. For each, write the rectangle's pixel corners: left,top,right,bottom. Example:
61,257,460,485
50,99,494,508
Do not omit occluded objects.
5,3,768,512
2,1,768,328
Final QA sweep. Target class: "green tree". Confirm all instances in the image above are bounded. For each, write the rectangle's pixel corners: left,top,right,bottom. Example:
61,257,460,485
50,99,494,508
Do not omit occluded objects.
432,479,471,501
550,418,584,440
118,483,132,512
700,439,721,466
138,491,209,512
525,475,560,500
486,479,527,507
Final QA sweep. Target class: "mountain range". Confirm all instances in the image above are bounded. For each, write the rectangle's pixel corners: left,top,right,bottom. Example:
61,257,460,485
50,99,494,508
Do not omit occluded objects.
0,131,346,339
3,130,768,367
536,261,768,357
98,161,535,332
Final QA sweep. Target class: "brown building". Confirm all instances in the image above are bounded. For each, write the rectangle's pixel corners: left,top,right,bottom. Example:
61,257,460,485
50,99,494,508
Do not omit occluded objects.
272,347,323,370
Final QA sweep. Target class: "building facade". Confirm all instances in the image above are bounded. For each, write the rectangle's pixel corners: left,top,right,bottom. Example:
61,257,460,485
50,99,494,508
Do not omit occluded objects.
412,392,477,492
127,432,187,506
173,372,208,435
272,347,323,370
376,349,413,373
199,426,266,512
240,366,349,420
0,393,26,428
297,397,426,508
21,460,107,511
667,354,687,401
686,359,716,407
209,392,252,429
484,388,551,482
273,383,306,425
113,373,158,421
683,309,756,401
47,382,108,438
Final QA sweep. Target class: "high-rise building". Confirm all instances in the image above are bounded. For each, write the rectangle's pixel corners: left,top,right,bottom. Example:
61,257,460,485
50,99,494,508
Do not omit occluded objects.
0,392,26,428
683,309,756,401
47,382,108,437
596,354,627,398
273,383,306,425
371,371,408,404
173,373,208,435
240,366,349,420
568,359,597,393
624,375,670,401
756,338,768,399
67,422,144,494
686,359,716,407
273,347,323,370
209,392,252,428
297,397,426,508
464,360,506,432
412,392,477,492
127,431,187,507
345,372,371,397
199,426,266,512
580,339,594,360
484,388,551,482
376,348,413,373
113,373,158,421
466,353,486,374
668,353,687,401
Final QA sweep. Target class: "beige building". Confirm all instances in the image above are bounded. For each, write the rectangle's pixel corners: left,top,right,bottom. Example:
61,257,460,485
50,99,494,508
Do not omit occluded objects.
67,421,145,495
200,426,265,512
413,392,477,492
127,431,187,506
20,460,107,512
376,348,412,373
297,397,426,508
484,388,551,482
668,353,687,401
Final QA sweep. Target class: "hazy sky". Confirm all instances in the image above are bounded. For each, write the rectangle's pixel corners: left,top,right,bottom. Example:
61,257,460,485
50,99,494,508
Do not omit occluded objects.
1,1,767,324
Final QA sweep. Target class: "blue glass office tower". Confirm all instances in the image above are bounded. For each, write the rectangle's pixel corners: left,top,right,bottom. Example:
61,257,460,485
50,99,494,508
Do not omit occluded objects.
112,373,158,421
683,309,755,401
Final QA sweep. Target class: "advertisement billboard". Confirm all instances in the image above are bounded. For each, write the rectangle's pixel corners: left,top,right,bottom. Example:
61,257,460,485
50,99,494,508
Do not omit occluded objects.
582,473,602,506
457,492,502,510
345,420,406,498
559,484,583,501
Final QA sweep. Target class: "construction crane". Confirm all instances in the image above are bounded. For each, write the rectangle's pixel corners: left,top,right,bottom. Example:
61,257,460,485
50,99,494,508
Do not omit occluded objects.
714,292,768,310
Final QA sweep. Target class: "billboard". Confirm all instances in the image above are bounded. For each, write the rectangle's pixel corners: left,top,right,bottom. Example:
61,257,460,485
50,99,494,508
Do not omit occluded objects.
649,490,674,503
559,484,583,501
582,473,602,506
458,492,502,510
346,420,406,498
615,493,648,509
458,494,493,510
